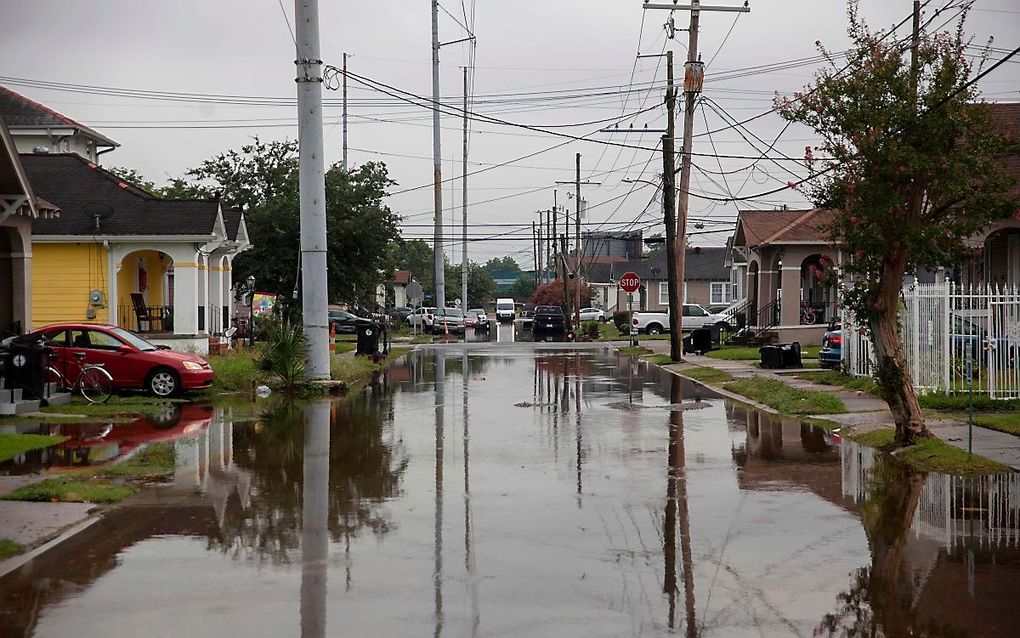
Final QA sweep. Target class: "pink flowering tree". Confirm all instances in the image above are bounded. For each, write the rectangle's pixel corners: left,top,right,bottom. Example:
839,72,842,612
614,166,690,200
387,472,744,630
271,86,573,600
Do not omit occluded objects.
779,2,1017,445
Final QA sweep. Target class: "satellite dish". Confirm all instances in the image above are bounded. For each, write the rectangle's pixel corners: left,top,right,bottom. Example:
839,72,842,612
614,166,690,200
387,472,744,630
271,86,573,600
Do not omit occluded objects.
83,202,115,232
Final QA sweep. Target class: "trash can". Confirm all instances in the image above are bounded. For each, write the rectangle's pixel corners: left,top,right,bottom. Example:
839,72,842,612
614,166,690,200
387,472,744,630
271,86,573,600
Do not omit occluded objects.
2,337,48,399
759,344,783,369
781,341,802,368
684,328,715,355
356,322,382,357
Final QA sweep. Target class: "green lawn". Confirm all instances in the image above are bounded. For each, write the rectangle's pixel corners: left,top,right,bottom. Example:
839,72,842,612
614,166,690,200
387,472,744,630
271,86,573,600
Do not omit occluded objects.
917,394,1020,412
642,354,674,366
722,376,847,415
0,433,67,462
792,370,879,394
849,428,1008,475
707,345,822,361
1,476,136,503
973,414,1020,437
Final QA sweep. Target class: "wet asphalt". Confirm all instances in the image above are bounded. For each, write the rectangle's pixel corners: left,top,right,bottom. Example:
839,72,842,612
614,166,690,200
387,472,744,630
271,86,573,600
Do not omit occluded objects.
1,326,1019,637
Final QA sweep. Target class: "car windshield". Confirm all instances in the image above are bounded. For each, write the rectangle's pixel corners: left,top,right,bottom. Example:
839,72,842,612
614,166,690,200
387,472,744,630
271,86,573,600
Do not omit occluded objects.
111,327,157,351
536,306,563,315
469,309,484,314
497,303,514,310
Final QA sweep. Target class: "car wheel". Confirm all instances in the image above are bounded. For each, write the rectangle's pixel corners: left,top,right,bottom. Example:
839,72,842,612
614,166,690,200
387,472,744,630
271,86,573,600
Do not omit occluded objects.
147,368,180,398
647,324,662,336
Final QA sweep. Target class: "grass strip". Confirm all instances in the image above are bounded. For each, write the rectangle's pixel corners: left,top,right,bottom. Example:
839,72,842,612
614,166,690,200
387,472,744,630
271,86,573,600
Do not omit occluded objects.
973,414,1020,437
1,476,136,503
40,396,186,418
617,346,651,356
917,394,1020,413
723,376,847,415
0,538,24,560
642,354,674,366
330,348,410,394
847,428,1009,475
0,434,67,462
707,345,822,361
681,366,736,385
207,350,267,392
792,370,879,394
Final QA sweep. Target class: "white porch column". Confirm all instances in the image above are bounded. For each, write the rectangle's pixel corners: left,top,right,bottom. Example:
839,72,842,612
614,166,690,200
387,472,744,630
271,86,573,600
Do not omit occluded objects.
779,266,802,326
223,256,234,329
197,254,208,335
208,256,224,333
169,248,200,335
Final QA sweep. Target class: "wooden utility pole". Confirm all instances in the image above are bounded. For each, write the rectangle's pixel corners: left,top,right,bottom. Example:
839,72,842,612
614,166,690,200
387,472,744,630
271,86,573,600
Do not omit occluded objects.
662,50,682,361
461,66,469,312
552,191,558,279
537,209,545,285
574,153,581,328
533,222,539,286
643,0,749,348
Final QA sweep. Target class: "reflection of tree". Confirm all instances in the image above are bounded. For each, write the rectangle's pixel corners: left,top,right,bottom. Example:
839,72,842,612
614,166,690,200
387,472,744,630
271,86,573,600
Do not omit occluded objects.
818,460,959,637
213,397,408,564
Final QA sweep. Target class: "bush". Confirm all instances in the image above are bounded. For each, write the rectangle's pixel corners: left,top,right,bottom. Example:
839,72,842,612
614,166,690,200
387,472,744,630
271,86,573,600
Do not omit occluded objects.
208,350,263,392
613,311,631,333
582,319,601,338
258,322,307,392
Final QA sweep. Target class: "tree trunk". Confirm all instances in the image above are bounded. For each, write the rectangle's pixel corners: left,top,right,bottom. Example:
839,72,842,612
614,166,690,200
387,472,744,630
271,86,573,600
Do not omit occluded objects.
868,248,930,446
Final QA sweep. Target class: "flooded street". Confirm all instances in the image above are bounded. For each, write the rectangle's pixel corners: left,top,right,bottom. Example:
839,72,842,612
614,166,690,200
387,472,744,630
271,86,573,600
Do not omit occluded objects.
2,344,1019,637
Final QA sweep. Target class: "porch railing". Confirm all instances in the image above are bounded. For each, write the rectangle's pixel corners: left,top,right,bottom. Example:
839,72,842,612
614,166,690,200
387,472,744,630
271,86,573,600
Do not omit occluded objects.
800,301,838,325
749,299,780,333
118,305,174,333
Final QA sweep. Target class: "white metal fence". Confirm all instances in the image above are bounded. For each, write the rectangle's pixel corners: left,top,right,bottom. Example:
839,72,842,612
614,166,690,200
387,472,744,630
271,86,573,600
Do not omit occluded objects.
843,282,1020,400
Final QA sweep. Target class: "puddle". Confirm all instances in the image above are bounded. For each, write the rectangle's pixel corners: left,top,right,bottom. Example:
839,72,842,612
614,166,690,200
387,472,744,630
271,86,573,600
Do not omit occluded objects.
0,347,1017,637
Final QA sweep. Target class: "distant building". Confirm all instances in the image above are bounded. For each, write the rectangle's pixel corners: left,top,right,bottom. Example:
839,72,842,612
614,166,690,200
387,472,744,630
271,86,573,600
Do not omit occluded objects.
0,85,118,162
581,230,643,261
610,246,730,312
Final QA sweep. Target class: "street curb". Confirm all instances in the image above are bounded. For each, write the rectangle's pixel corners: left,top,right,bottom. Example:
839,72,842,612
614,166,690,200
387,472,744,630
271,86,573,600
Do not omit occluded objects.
0,513,102,580
659,364,786,417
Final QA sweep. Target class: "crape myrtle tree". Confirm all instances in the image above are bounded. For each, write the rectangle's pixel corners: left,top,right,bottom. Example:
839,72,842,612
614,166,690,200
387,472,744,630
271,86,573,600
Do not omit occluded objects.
779,3,1018,445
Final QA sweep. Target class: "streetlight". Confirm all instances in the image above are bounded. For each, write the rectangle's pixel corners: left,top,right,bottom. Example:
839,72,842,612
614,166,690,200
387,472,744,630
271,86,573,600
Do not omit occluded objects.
247,274,256,347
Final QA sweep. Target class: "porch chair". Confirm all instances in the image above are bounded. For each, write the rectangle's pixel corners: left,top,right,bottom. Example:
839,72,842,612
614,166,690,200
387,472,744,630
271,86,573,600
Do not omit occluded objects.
130,293,164,333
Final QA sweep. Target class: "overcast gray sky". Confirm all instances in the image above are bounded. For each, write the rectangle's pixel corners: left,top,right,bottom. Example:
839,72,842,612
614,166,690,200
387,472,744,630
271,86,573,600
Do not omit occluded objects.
1,0,1017,266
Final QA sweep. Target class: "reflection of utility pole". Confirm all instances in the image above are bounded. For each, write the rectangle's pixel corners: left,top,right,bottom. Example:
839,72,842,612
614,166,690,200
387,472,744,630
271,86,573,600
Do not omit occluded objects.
434,354,445,638
462,351,479,634
668,375,698,638
300,401,331,638
574,355,583,508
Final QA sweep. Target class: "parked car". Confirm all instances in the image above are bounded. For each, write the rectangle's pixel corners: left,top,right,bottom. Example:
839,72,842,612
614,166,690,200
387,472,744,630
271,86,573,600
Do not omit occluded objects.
578,307,606,322
407,306,437,330
328,309,370,334
388,306,413,323
432,307,466,334
26,323,213,397
818,323,843,370
533,305,567,341
469,308,489,331
631,304,733,335
495,298,516,322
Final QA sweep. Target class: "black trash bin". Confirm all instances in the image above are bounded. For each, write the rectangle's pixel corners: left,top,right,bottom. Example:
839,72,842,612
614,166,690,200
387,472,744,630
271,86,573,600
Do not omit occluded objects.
684,328,714,355
759,344,783,369
356,322,382,357
2,337,48,400
781,341,802,368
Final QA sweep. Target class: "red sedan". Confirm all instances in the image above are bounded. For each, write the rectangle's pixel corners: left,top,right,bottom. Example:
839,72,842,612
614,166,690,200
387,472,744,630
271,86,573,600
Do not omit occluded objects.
29,323,213,397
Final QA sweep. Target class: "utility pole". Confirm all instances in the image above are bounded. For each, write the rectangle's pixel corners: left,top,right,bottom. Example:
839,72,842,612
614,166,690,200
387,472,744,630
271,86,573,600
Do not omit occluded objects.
909,0,920,109
431,0,445,309
560,234,570,319
574,153,581,328
552,191,558,279
462,66,469,312
532,222,539,286
662,49,682,361
643,0,749,345
536,210,545,285
342,52,348,172
294,0,329,380
545,207,552,285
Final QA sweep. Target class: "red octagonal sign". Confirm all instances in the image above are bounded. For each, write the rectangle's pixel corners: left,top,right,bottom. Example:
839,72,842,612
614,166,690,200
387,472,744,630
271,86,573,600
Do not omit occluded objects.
619,271,641,293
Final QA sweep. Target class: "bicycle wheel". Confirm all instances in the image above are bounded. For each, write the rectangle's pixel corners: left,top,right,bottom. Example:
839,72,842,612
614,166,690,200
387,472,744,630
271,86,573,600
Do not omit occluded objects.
77,366,113,404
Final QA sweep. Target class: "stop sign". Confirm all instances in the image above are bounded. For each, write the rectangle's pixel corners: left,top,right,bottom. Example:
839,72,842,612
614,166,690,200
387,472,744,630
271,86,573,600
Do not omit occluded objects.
619,271,641,293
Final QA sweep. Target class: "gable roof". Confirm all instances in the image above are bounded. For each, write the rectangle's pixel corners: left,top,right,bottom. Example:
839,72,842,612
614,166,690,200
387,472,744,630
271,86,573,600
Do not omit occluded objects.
392,269,412,285
733,208,836,248
0,85,119,149
21,153,220,238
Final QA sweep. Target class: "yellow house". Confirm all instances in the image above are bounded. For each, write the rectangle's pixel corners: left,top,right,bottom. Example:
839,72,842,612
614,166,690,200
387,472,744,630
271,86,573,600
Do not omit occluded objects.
22,153,249,353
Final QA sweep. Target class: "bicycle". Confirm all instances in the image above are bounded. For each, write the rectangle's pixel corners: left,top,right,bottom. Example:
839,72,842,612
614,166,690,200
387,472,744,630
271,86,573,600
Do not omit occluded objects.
44,348,114,404
800,301,817,325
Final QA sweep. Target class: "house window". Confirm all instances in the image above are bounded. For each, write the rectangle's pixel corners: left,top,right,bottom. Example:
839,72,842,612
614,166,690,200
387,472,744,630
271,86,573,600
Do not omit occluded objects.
710,282,731,306
659,281,670,306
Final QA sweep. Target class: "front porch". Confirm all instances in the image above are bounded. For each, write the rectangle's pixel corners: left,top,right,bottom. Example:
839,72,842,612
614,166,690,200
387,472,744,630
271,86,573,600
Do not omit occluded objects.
744,247,837,346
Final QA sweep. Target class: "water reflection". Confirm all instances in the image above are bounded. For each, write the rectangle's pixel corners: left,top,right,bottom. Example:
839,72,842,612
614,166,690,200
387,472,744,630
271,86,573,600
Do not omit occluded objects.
300,402,330,638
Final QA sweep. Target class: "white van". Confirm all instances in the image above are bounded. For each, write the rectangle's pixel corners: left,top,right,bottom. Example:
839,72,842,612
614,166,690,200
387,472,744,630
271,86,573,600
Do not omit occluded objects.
495,298,516,322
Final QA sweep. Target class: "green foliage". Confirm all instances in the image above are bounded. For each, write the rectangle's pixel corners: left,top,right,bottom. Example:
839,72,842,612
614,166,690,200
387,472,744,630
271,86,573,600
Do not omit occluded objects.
917,394,1020,412
973,414,1020,437
99,442,175,478
723,376,847,415
509,275,537,300
0,538,23,560
483,256,522,274
208,350,265,392
0,434,67,462
707,345,822,361
581,319,601,338
612,311,631,333
257,322,307,392
793,370,879,394
643,354,673,366
444,261,497,308
1,477,136,503
392,240,497,307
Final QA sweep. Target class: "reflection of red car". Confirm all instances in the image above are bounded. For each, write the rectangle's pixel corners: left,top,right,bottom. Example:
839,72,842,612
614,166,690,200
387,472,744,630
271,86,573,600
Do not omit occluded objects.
28,323,213,397
46,404,214,469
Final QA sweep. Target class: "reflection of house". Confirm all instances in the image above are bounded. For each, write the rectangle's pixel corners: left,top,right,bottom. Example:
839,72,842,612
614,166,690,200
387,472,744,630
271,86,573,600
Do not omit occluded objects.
0,114,58,338
732,208,838,345
610,246,731,312
22,154,250,353
0,85,119,162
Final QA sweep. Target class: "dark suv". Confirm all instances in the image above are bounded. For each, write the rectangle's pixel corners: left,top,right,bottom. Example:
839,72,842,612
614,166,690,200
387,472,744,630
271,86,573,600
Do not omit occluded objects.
533,305,566,341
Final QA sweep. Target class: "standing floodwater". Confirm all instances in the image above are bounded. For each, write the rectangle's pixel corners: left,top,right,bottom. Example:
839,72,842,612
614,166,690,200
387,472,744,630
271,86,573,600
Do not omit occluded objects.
1,345,1018,637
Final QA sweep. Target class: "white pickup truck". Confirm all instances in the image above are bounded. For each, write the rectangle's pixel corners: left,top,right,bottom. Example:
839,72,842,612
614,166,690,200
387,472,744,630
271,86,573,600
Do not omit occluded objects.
631,304,732,335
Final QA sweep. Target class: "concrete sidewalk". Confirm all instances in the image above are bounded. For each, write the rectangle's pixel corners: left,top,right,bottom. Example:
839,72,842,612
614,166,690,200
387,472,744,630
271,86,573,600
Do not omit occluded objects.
631,340,1020,471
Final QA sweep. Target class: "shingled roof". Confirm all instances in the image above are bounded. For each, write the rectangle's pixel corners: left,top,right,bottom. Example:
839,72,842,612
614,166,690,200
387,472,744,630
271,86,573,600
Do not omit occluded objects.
21,153,221,238
733,209,836,248
0,85,118,148
610,247,728,282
